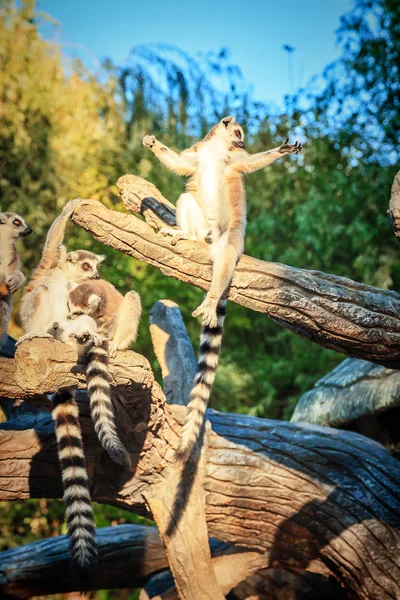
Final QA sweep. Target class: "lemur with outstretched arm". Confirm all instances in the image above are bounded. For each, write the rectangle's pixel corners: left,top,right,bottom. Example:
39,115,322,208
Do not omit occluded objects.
67,278,142,468
143,116,302,460
0,212,32,343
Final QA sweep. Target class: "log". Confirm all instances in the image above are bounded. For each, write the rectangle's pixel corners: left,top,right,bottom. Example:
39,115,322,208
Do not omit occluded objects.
0,525,166,598
291,358,400,457
0,337,399,599
70,175,400,369
149,299,196,406
0,524,288,600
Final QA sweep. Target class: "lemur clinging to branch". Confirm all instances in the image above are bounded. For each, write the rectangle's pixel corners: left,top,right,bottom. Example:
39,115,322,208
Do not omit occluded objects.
0,212,32,343
67,278,142,467
144,116,302,461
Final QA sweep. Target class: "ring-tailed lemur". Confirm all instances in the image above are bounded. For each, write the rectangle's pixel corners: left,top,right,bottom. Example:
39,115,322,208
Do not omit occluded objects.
144,116,302,461
0,212,32,343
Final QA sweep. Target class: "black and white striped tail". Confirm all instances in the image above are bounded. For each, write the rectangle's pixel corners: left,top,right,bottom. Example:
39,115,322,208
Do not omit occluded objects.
176,300,226,462
51,390,97,573
84,339,131,467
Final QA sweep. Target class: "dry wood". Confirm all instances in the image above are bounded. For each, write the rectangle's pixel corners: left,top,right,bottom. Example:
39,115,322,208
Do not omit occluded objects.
149,299,196,406
0,525,166,598
0,337,399,599
70,175,400,369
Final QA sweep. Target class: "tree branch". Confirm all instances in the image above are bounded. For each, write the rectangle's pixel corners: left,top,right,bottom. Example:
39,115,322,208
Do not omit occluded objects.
70,174,400,369
1,334,399,599
0,525,166,598
150,299,196,406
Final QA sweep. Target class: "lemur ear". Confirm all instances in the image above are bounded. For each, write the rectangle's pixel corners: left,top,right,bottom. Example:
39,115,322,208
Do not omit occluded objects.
66,251,79,264
0,214,6,225
67,281,79,292
88,294,101,309
221,116,234,128
96,254,106,263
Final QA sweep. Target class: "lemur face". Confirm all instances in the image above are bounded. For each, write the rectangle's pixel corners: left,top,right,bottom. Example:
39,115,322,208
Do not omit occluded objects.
65,250,105,283
219,116,245,149
0,212,32,238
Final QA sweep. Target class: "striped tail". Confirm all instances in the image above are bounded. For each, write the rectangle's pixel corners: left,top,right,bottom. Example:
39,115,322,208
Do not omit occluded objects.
176,300,226,462
51,390,97,573
84,339,131,467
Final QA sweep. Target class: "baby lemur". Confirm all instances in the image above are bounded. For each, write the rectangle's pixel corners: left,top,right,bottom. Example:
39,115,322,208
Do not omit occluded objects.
0,212,32,343
144,116,302,461
67,279,142,467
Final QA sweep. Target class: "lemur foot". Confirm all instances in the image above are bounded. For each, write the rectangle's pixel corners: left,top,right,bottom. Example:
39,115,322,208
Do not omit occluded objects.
108,342,118,358
279,138,302,155
159,227,194,246
6,271,25,294
192,298,219,328
16,332,55,346
69,331,103,347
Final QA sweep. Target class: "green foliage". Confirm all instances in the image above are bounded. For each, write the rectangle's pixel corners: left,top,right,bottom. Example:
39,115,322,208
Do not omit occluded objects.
1,0,400,596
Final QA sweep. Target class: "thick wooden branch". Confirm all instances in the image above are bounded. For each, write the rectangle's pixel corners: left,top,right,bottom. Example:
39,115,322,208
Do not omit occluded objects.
0,525,167,598
292,357,400,428
292,357,400,458
0,335,399,599
0,524,273,600
150,299,196,405
71,179,400,368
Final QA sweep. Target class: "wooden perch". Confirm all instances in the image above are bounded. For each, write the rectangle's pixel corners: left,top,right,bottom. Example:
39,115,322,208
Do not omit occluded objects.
0,524,167,598
150,299,196,406
292,357,400,458
1,328,400,598
70,173,400,369
0,524,342,600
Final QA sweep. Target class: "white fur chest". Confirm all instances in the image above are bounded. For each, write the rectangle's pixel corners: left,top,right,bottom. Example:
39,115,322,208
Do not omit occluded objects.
0,236,12,280
46,268,69,320
197,139,228,219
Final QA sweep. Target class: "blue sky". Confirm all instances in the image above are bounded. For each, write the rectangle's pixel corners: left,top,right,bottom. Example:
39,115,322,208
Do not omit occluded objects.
38,0,352,106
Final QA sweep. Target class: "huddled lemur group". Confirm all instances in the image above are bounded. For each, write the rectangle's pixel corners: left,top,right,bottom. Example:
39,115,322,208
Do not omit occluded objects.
0,117,302,575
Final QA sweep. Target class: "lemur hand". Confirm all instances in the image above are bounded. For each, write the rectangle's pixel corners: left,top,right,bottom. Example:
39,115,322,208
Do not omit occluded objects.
279,138,303,155
62,198,82,218
143,135,156,149
6,271,25,294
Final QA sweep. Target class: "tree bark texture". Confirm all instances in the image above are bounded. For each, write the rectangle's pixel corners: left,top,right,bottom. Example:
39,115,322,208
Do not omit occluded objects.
0,336,399,599
0,524,344,600
292,358,400,458
69,174,400,369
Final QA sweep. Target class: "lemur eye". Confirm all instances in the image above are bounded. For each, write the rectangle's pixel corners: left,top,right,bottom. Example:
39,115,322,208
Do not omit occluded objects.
235,130,241,138
13,219,21,227
82,263,90,271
